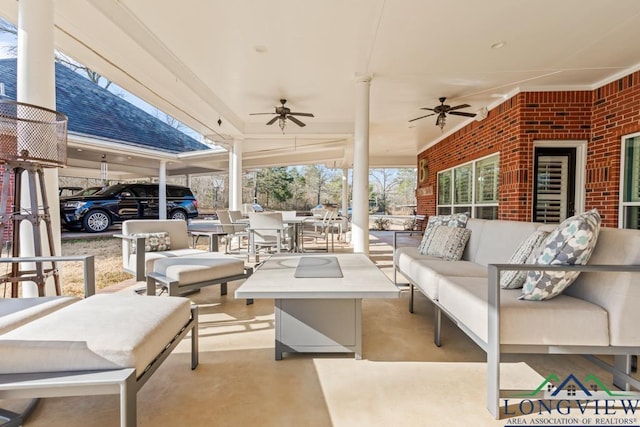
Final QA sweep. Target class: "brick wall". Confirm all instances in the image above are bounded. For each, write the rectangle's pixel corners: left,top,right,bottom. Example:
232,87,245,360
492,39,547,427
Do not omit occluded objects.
417,71,640,228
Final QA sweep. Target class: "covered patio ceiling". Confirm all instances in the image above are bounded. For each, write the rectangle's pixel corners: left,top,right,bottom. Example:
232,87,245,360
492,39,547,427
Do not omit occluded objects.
2,0,640,178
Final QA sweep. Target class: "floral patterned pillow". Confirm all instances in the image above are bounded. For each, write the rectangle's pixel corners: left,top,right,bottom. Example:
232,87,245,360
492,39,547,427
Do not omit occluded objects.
130,232,171,254
520,209,601,301
418,212,469,255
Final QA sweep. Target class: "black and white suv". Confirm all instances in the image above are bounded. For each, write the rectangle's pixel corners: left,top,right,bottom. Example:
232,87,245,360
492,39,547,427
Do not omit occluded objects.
61,183,199,232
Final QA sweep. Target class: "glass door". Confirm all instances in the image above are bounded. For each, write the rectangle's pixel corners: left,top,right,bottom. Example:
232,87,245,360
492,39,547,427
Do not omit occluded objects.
533,147,576,223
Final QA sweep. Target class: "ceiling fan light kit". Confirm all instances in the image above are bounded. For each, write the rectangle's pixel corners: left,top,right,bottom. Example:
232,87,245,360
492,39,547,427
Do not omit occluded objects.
250,99,314,134
409,97,476,130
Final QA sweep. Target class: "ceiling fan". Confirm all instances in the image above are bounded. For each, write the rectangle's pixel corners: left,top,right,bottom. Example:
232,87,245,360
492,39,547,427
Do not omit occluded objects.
250,99,314,133
409,97,476,130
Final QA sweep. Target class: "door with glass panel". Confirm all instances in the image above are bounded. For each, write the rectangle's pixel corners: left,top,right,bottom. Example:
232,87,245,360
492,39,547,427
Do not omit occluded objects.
533,147,576,223
621,135,640,229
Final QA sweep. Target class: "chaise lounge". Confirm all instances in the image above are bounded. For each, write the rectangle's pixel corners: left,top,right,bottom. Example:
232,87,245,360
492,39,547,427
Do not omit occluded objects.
0,255,198,427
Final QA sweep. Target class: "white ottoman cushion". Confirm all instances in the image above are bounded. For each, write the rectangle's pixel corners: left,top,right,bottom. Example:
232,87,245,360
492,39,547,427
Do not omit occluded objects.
153,253,245,285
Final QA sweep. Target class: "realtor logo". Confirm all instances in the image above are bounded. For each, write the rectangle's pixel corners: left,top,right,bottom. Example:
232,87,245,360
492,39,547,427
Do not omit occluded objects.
516,373,640,400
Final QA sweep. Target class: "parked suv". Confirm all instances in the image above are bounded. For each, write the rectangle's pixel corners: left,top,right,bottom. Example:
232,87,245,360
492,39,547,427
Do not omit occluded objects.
61,183,199,232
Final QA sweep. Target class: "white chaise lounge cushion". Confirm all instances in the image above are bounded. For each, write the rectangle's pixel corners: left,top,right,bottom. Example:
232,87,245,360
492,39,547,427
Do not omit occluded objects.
0,296,80,335
438,276,609,346
0,294,191,376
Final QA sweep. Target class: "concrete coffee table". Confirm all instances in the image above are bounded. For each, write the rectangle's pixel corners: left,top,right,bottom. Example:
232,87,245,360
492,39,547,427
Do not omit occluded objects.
235,253,399,360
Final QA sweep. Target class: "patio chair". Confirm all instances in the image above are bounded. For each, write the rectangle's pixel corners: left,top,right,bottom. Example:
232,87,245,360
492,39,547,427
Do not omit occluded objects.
247,212,293,258
301,209,335,251
217,209,248,253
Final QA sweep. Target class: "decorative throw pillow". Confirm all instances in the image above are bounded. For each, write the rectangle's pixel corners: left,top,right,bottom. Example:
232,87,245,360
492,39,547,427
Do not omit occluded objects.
420,225,471,261
130,232,171,254
418,212,469,254
500,229,550,289
520,209,601,301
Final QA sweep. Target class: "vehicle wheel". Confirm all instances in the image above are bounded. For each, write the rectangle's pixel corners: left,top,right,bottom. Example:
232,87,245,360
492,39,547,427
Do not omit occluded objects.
82,210,111,232
170,210,188,221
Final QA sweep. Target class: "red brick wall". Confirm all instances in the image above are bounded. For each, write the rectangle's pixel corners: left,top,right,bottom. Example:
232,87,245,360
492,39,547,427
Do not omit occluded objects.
589,70,640,225
416,75,640,228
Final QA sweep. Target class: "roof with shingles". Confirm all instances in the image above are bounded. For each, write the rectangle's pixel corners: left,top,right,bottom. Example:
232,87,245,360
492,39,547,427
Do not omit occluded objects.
0,58,208,153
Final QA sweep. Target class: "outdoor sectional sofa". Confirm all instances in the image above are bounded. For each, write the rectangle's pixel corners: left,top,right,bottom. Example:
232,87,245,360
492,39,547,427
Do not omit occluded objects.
393,217,640,418
0,255,198,426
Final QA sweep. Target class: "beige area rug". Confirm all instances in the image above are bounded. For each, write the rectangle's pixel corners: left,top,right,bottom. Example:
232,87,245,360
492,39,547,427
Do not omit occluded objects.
4,265,637,426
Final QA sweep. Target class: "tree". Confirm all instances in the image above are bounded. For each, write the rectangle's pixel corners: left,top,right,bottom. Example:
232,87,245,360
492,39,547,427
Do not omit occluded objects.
257,167,293,208
302,165,335,205
369,168,399,214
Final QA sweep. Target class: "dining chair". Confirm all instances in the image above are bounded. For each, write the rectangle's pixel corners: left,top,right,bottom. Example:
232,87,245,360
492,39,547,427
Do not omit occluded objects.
248,212,293,258
301,209,335,251
217,209,248,253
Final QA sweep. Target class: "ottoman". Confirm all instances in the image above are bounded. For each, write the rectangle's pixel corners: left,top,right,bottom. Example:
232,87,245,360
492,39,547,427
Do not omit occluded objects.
147,252,252,299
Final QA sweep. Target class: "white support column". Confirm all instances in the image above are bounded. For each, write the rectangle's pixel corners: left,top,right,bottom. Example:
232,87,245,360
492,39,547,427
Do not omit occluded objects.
352,74,372,255
341,167,350,238
229,139,243,211
186,174,192,189
158,160,167,220
17,0,58,296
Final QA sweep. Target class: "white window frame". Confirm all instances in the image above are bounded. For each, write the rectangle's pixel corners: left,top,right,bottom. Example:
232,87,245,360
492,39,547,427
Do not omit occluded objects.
436,153,500,218
619,131,640,228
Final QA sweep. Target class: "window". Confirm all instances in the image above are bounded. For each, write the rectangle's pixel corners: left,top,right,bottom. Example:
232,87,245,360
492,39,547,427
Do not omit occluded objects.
437,153,499,219
621,134,640,229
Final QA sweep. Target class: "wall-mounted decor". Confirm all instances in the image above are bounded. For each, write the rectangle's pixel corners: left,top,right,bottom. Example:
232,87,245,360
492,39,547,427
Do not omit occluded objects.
418,158,429,183
416,185,433,197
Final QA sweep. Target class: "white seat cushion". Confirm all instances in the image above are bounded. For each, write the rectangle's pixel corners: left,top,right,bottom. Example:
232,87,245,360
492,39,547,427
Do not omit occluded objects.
153,252,245,285
0,294,191,376
0,296,80,335
412,259,487,300
438,276,609,346
129,248,208,274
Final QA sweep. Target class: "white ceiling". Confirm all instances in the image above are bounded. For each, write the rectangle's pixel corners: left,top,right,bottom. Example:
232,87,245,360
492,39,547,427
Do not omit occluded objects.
2,0,640,176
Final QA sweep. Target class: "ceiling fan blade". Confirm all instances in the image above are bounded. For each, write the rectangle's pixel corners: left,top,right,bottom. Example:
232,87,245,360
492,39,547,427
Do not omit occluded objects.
448,111,477,118
288,112,314,117
250,112,274,115
408,113,435,123
448,104,471,112
420,107,437,111
266,116,279,125
287,115,306,127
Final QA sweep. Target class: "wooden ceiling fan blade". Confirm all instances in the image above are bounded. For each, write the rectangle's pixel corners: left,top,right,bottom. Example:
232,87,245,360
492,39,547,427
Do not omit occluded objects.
250,112,274,115
266,116,279,125
408,113,435,123
448,104,471,111
287,116,306,127
449,111,476,117
289,112,314,117
420,107,437,111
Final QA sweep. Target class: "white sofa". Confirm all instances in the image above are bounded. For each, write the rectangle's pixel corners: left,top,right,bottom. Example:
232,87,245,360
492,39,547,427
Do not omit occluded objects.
394,218,640,418
0,255,198,426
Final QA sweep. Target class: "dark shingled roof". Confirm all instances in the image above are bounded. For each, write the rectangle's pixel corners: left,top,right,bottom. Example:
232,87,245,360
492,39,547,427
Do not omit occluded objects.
0,58,209,153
